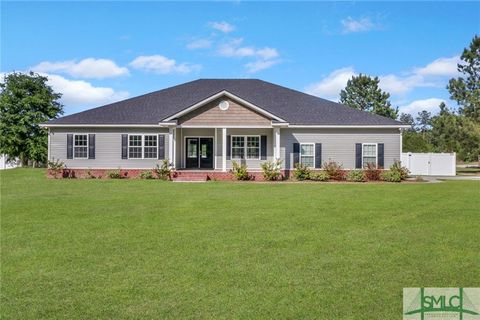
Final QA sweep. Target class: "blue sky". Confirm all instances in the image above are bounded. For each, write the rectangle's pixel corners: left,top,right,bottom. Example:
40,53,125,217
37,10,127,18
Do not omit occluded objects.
2,1,479,116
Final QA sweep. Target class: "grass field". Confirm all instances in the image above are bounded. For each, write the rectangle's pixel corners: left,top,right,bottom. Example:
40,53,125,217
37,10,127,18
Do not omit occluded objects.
1,169,479,319
457,166,480,175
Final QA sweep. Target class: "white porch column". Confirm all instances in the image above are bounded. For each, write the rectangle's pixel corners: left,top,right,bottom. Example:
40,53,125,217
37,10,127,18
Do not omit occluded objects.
222,128,227,172
214,128,217,169
274,127,281,160
168,127,175,168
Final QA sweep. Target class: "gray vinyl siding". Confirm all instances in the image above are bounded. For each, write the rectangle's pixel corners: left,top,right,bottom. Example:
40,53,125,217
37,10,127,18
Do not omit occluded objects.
49,127,169,169
49,127,400,170
280,128,401,169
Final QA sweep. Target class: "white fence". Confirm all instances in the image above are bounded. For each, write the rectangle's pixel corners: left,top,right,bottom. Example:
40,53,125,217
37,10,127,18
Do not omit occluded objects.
0,155,20,170
401,152,456,176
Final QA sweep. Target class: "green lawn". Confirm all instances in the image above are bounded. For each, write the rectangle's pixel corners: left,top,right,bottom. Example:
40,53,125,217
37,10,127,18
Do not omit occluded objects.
457,166,480,175
1,169,479,319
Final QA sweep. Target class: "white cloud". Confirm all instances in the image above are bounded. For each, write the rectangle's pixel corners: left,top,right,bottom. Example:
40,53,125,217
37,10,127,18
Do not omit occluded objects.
129,55,201,74
305,54,459,100
209,21,235,33
0,71,129,107
378,74,427,95
217,38,279,59
256,47,279,60
216,38,280,73
245,59,280,73
399,98,446,115
32,58,129,79
414,55,460,77
186,38,212,50
341,16,377,34
305,67,356,101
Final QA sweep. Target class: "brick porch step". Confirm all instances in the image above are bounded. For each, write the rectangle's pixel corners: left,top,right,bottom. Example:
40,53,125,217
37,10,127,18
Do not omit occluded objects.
172,172,209,182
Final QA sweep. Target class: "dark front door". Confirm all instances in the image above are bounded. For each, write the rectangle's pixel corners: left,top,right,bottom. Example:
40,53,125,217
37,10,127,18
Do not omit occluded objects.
199,138,213,169
185,137,213,169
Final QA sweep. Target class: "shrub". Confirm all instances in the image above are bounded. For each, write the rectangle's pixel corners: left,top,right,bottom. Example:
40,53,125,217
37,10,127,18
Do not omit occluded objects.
231,161,250,180
47,158,65,178
139,170,154,179
390,160,410,180
62,169,76,179
364,163,382,181
380,170,402,182
260,159,282,181
293,163,310,181
154,159,172,180
347,170,365,182
107,169,123,179
310,171,330,181
85,169,97,179
322,161,345,180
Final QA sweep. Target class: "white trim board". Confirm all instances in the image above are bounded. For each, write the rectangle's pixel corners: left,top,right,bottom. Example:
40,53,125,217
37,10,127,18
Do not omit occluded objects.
288,125,410,129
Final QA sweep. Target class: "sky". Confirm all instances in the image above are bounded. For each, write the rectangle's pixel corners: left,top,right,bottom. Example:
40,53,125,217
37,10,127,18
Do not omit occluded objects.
1,1,479,117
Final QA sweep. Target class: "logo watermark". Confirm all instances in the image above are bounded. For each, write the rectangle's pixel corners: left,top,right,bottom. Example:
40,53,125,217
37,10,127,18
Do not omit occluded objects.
403,288,480,320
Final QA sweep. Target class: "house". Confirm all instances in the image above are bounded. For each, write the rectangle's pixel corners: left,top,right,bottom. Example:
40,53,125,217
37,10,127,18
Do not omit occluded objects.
42,79,409,179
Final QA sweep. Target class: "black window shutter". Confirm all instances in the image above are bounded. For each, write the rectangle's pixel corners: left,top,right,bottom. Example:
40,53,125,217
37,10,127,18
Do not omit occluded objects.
88,134,95,159
315,143,322,168
355,143,362,169
158,134,165,159
121,134,128,159
67,134,73,159
293,143,300,167
378,143,384,168
226,135,231,159
260,135,267,160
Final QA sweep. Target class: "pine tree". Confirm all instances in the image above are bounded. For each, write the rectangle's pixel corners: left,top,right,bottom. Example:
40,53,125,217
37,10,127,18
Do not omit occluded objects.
447,35,480,123
340,74,398,119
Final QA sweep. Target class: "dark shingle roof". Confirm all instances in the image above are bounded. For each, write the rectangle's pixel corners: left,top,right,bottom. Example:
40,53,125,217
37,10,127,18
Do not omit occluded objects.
46,79,403,126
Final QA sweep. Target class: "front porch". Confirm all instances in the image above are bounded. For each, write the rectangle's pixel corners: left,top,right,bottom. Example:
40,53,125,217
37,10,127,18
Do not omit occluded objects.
167,126,282,172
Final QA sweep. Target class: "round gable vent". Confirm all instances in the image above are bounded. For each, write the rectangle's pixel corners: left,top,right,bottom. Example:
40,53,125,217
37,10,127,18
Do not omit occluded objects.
218,100,230,111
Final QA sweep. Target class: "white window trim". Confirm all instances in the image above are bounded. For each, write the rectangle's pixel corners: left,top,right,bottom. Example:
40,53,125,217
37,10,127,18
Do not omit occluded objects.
73,133,89,159
127,134,158,160
231,135,261,160
361,143,378,168
299,143,315,168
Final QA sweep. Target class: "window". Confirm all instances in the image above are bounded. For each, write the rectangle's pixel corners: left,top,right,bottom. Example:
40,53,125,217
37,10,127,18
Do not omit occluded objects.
128,135,143,159
231,136,260,160
231,136,245,159
74,134,88,159
187,139,197,158
362,143,377,167
300,143,314,167
143,135,158,159
247,136,260,159
128,135,158,159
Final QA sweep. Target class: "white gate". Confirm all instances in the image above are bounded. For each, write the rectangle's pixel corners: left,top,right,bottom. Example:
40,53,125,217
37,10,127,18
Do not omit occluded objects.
401,153,456,176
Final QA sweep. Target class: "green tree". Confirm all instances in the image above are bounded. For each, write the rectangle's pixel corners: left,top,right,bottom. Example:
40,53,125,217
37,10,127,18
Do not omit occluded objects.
416,110,432,138
399,113,415,131
0,72,63,166
430,103,480,162
402,131,434,153
447,35,480,123
340,74,398,119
